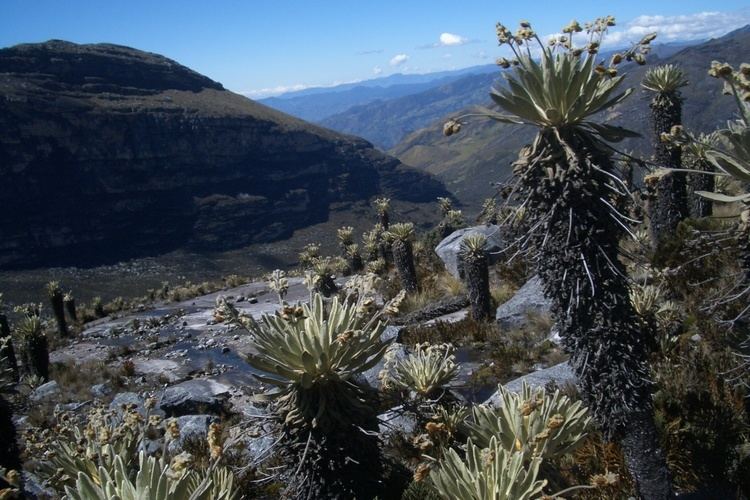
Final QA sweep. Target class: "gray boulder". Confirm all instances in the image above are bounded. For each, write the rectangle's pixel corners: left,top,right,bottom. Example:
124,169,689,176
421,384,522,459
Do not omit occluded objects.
495,275,552,330
91,383,112,398
435,225,505,279
109,392,166,417
378,408,418,440
30,380,60,402
484,362,576,406
380,325,402,343
159,379,230,417
23,471,57,499
167,414,219,454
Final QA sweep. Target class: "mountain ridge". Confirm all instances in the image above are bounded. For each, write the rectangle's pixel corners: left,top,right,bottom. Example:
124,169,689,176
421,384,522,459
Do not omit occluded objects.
258,65,499,122
0,40,448,269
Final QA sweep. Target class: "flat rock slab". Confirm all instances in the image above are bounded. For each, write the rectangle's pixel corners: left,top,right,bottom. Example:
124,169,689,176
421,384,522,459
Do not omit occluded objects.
378,408,418,439
435,225,505,279
495,275,552,330
484,362,576,406
423,308,468,326
109,391,164,417
30,380,60,402
159,378,231,417
50,342,116,366
132,358,189,383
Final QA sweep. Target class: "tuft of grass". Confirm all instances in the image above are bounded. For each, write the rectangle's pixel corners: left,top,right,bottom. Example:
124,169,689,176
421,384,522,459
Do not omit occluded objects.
394,269,465,316
490,282,516,308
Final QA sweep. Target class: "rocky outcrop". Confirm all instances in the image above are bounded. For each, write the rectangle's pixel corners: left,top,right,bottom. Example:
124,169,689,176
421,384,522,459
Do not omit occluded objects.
0,40,447,268
495,275,552,330
483,362,576,406
435,225,505,278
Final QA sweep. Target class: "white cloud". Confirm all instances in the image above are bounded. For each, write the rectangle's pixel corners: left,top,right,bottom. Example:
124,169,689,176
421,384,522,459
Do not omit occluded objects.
241,84,310,99
373,66,383,75
604,10,750,46
439,32,468,46
241,78,364,99
390,53,409,66
443,53,452,59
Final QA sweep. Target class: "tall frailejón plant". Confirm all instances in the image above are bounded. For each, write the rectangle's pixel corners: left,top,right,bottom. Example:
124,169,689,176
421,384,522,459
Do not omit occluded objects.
373,197,391,230
642,65,690,249
682,133,717,218
387,222,419,293
17,308,49,380
460,233,492,321
0,341,22,472
224,285,400,499
64,291,77,323
46,281,69,337
701,62,750,279
446,18,672,498
0,296,18,383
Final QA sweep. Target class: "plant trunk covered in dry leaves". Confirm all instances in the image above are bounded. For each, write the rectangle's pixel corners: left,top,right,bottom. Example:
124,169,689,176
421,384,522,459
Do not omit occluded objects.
740,208,750,280
0,395,21,472
461,248,491,321
651,93,688,213
392,239,418,293
48,287,69,338
0,316,19,383
510,127,673,499
645,169,687,252
64,296,77,323
24,331,49,380
278,386,387,500
686,156,714,218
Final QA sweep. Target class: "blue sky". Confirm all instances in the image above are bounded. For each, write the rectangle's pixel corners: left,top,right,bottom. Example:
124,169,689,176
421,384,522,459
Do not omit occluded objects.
1,1,749,98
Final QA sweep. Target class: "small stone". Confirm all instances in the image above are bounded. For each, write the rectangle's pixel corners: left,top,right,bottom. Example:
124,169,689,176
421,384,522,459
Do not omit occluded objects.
55,401,89,413
222,347,230,354
248,297,258,304
91,383,112,398
158,380,230,417
30,381,60,402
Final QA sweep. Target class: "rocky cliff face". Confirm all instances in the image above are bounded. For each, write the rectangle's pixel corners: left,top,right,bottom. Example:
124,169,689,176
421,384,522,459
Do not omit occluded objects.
0,40,447,269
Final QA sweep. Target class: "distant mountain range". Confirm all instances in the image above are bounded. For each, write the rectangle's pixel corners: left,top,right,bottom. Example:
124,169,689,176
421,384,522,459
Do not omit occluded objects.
259,40,700,148
0,40,447,269
320,72,499,150
258,65,498,122
390,27,750,209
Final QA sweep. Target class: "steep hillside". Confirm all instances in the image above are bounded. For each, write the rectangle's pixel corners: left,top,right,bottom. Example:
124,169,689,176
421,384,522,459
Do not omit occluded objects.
0,40,447,269
391,27,750,209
